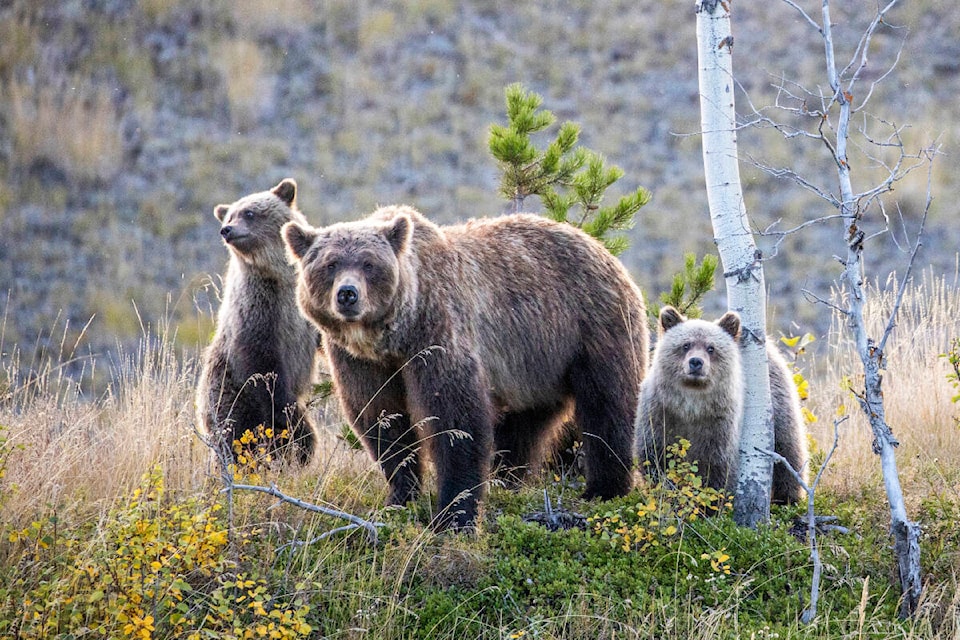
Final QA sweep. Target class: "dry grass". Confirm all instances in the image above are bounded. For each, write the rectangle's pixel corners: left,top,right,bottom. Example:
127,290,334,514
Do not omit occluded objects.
5,77,125,183
3,275,958,526
0,319,200,527
807,271,960,506
0,309,377,534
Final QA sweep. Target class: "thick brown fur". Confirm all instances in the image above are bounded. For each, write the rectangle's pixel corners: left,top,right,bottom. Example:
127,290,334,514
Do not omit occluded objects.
284,207,648,529
196,179,319,466
634,306,808,504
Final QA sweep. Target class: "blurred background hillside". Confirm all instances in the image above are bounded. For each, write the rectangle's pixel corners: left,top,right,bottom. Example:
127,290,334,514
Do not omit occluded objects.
0,0,957,387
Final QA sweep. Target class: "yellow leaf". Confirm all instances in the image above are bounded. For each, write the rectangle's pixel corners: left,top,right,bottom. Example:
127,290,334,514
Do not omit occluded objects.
781,335,801,348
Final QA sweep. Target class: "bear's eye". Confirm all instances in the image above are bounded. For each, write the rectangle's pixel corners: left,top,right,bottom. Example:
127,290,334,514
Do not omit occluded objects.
706,346,715,355
325,261,338,274
682,343,691,352
362,261,375,274
242,209,255,220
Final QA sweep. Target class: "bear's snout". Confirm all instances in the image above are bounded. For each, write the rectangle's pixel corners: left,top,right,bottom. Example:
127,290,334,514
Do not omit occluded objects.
336,284,360,313
687,357,704,375
220,225,249,244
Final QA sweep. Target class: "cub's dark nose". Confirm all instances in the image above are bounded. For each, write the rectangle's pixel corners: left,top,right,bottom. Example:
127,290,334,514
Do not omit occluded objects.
337,285,359,308
220,225,233,239
687,357,704,374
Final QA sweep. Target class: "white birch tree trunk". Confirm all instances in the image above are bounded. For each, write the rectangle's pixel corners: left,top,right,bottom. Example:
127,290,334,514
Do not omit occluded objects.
695,0,773,527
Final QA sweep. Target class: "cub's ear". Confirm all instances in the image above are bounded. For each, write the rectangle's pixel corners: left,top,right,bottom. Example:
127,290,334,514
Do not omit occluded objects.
282,221,317,261
716,311,741,340
214,204,230,222
659,306,685,332
272,178,297,206
383,213,412,255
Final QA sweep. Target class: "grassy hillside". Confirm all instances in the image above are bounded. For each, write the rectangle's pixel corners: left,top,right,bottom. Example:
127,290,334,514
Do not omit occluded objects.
0,0,958,376
1,277,959,637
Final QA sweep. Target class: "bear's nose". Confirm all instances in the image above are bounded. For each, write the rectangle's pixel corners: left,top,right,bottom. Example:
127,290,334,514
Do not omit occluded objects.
220,225,233,239
688,357,704,374
337,285,359,308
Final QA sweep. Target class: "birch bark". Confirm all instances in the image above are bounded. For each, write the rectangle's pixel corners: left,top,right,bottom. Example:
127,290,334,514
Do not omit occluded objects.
695,0,773,527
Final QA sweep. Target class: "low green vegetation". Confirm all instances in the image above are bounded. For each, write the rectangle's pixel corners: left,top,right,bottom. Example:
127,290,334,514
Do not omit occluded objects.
0,415,953,639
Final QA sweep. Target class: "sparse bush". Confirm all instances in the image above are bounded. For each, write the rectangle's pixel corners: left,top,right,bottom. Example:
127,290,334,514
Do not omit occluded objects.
2,465,313,639
6,78,125,184
940,337,960,428
590,439,731,553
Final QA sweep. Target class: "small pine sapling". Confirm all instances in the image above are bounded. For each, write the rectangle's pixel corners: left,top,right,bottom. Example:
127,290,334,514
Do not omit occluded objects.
648,252,719,322
488,83,651,256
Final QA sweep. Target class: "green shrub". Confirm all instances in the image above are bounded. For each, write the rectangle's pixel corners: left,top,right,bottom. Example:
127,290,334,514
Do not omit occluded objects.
1,466,313,639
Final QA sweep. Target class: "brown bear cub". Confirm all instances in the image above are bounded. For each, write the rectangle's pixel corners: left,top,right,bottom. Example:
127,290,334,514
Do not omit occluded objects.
196,179,319,466
634,306,808,504
283,206,648,529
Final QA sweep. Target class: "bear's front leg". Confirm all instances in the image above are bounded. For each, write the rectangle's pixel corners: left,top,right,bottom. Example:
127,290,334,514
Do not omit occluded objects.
405,352,493,531
329,345,422,506
571,352,636,501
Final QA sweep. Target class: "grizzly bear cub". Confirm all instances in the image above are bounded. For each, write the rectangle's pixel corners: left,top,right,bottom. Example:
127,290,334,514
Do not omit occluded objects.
196,179,318,466
283,206,648,529
634,306,808,504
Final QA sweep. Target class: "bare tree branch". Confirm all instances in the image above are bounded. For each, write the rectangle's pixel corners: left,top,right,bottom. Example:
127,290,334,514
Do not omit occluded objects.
741,0,927,616
757,416,847,625
229,483,385,545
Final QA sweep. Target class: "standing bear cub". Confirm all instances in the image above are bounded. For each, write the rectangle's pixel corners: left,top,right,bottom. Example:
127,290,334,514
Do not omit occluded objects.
283,207,648,529
197,179,319,466
635,306,808,504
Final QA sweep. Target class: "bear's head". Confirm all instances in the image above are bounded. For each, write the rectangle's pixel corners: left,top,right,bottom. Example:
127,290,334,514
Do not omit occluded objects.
282,210,413,331
656,306,741,390
214,179,304,274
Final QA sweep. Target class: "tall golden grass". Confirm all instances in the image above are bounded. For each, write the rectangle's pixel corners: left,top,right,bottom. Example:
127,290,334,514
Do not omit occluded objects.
807,270,960,506
3,273,959,523
0,307,377,533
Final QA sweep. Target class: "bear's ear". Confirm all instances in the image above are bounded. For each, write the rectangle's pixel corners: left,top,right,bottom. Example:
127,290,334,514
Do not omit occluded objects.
272,179,297,206
659,306,685,332
214,204,230,222
383,213,412,255
282,221,317,261
716,311,741,340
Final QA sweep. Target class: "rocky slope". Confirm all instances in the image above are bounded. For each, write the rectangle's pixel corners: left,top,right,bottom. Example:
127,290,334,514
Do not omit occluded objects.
0,0,957,386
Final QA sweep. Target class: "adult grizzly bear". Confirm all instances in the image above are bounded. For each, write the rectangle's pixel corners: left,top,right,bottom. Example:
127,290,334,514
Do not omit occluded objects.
196,179,318,466
283,206,648,529
634,306,808,504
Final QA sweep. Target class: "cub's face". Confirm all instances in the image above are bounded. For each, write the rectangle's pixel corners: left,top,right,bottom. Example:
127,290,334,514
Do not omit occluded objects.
657,306,741,390
283,213,412,329
214,179,300,270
